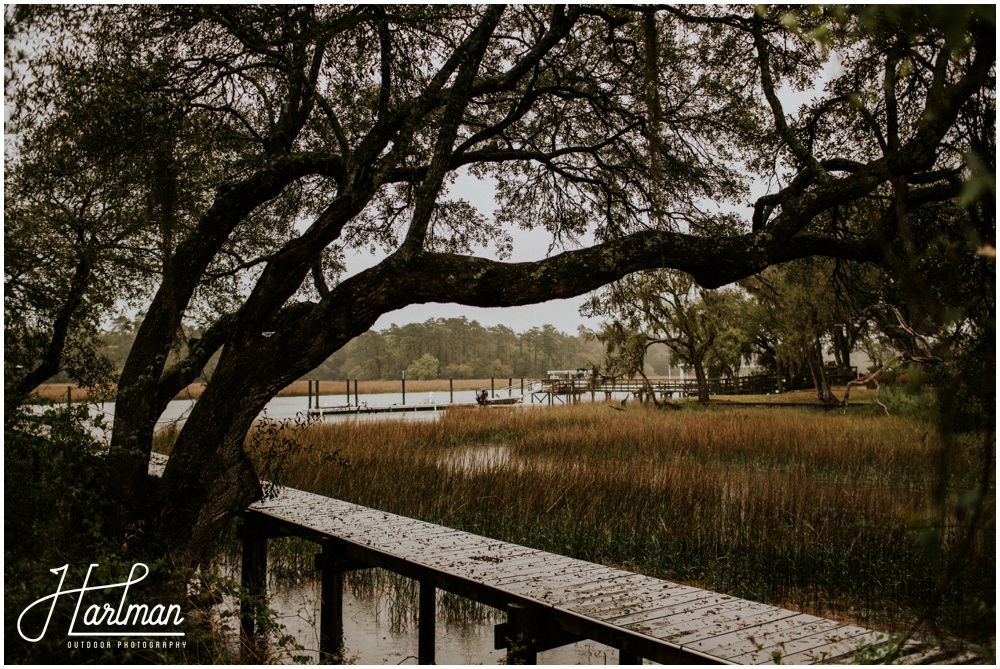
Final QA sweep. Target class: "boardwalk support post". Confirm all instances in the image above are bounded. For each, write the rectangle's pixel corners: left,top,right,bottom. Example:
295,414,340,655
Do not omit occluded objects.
495,603,584,664
504,602,536,665
239,515,269,662
618,649,642,665
419,581,436,664
315,542,371,663
317,541,344,663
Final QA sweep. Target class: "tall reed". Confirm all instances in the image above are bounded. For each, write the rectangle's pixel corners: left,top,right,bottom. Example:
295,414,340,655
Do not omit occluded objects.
253,404,992,640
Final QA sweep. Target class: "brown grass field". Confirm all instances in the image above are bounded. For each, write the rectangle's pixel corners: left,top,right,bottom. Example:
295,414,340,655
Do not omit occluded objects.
244,402,991,648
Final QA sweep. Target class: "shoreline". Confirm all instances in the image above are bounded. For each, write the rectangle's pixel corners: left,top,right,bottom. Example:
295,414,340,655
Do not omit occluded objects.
32,380,884,406
32,378,518,402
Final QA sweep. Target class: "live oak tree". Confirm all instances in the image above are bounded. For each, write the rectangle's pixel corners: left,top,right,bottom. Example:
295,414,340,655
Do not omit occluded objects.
742,258,847,404
587,270,739,403
4,5,994,560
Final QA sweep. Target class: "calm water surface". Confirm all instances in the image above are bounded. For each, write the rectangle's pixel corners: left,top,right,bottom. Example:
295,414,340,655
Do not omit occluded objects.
266,573,626,665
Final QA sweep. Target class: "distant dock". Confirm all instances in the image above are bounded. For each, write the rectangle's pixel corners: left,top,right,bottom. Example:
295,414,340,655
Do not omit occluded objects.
307,397,522,417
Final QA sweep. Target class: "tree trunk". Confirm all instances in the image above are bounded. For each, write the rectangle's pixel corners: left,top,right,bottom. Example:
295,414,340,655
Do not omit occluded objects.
806,338,838,404
832,325,852,371
692,356,710,403
154,356,272,562
108,292,187,520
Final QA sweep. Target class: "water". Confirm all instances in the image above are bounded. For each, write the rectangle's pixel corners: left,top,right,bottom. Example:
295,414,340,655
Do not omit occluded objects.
263,572,625,665
77,391,476,436
75,384,642,436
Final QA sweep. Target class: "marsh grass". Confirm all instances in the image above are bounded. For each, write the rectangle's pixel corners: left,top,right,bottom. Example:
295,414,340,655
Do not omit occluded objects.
254,403,992,641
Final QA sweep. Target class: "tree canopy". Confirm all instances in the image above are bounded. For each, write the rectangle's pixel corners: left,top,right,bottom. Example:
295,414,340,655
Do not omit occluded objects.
4,5,994,559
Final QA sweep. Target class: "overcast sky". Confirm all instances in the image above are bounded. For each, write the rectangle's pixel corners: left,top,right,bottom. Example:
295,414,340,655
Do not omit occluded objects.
343,173,605,335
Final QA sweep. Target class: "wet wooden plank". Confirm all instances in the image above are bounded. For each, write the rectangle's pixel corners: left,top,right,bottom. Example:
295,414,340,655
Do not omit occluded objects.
654,601,801,646
285,508,441,537
574,587,724,621
727,623,872,664
624,598,787,645
537,572,653,606
499,567,638,601
606,590,753,626
418,552,559,583
776,629,896,664
415,541,541,565
681,613,840,660
274,503,414,528
549,572,650,597
487,559,608,587
502,569,648,604
483,553,591,580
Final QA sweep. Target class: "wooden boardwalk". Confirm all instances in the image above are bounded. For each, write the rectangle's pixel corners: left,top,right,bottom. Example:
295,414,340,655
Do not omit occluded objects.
239,485,967,665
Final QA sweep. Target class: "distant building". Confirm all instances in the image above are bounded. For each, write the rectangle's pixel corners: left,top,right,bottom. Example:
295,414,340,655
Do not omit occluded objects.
547,369,589,380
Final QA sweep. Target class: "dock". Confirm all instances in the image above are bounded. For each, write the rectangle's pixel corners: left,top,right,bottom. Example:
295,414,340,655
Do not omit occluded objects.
235,482,966,665
306,399,524,417
308,403,451,417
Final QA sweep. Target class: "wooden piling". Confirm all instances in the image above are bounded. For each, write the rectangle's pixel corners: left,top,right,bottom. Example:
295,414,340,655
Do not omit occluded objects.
419,581,436,664
449,378,453,404
317,541,345,663
354,379,358,407
240,518,268,661
67,386,72,407
308,380,313,410
346,379,350,405
505,601,537,665
491,377,495,398
619,649,642,665
402,372,406,405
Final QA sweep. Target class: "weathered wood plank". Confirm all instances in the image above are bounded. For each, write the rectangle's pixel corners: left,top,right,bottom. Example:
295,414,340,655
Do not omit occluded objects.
681,613,841,660
502,570,647,604
532,572,651,605
650,600,801,646
574,587,723,621
727,623,871,664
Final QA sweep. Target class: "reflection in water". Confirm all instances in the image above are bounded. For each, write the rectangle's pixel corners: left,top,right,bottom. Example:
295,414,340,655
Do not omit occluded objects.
441,444,512,472
266,571,624,665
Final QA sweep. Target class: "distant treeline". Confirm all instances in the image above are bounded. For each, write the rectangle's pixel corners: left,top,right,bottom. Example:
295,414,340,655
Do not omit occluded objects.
93,317,660,383
313,318,607,380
